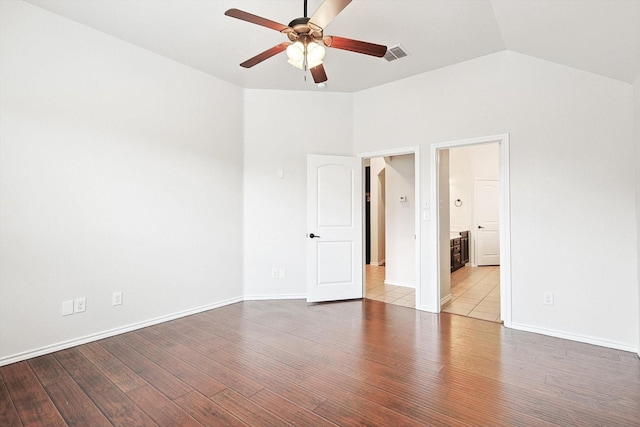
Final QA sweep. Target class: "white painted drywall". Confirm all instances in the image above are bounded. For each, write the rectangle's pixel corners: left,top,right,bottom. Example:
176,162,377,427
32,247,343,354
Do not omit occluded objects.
384,154,416,287
354,51,639,351
0,1,244,363
242,89,354,299
636,72,640,356
449,143,499,265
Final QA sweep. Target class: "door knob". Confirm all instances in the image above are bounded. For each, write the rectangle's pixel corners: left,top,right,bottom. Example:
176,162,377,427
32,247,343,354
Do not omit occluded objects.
478,225,485,229
308,233,320,239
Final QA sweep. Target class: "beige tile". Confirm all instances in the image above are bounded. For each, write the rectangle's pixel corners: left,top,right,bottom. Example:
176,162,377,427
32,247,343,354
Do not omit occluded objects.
367,264,500,323
443,301,476,314
454,296,482,306
394,299,415,308
468,310,499,322
385,288,412,298
472,305,499,316
460,291,489,299
442,304,474,316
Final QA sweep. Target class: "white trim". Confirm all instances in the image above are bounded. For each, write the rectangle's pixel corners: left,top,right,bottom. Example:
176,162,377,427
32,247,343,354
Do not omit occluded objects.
243,294,306,301
358,146,419,159
441,294,452,306
359,146,421,311
430,134,512,327
0,296,243,367
511,322,638,354
383,280,415,288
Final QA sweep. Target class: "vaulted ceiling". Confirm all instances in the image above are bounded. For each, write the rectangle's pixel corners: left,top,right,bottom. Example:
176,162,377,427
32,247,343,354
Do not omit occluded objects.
25,0,640,92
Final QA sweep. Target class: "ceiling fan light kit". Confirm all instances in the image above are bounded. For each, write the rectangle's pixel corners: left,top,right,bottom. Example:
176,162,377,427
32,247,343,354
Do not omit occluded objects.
225,0,387,85
286,39,325,70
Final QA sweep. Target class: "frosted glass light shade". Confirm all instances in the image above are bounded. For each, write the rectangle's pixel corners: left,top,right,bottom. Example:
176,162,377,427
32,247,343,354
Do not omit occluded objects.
286,41,325,70
286,42,305,69
307,42,325,68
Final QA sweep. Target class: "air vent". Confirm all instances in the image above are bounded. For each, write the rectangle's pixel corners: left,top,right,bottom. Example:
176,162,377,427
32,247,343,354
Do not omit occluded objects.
384,44,409,62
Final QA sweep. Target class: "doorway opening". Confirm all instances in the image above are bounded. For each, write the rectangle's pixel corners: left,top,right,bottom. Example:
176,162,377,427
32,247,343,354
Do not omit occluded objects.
441,144,501,322
360,148,420,309
431,135,512,326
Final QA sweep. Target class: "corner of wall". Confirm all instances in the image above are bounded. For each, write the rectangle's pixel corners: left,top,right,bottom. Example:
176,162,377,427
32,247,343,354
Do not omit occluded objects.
635,72,640,355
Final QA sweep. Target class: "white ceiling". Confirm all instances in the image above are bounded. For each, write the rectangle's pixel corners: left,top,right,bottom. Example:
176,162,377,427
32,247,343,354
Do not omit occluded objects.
25,0,640,92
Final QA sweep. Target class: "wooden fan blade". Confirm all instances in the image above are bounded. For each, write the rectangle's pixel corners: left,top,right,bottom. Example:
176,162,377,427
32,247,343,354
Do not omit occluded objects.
240,43,290,68
324,36,387,57
225,8,293,33
310,64,328,83
309,0,352,30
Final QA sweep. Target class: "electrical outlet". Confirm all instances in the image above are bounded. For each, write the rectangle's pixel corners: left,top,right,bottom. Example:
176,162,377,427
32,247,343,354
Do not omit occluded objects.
112,291,123,306
74,297,86,313
278,269,286,279
271,268,279,279
62,300,74,316
543,292,554,305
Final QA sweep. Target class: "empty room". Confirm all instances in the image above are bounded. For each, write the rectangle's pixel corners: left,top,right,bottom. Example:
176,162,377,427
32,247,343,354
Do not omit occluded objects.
1,0,640,425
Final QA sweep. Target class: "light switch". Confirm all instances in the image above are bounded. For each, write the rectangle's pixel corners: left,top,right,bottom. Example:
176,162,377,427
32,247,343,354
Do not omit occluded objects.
276,168,284,179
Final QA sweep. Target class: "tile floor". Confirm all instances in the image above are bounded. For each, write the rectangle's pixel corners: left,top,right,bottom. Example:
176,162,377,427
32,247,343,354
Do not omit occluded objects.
364,264,415,308
442,265,501,322
365,264,501,322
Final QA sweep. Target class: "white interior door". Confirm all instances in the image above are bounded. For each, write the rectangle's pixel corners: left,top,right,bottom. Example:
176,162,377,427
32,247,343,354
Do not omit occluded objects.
307,154,362,303
475,179,500,266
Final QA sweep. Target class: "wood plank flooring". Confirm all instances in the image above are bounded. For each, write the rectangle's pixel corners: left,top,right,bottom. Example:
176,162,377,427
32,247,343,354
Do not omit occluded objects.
1,299,639,426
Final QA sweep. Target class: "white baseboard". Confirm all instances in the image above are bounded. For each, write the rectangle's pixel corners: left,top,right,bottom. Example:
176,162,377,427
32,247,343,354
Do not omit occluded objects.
370,259,385,266
440,294,452,307
510,322,638,354
383,280,415,288
243,294,306,301
0,296,243,367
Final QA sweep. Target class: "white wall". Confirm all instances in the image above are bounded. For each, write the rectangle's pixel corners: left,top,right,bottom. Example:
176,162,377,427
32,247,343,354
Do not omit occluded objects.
242,89,354,299
636,72,640,356
449,143,499,264
384,154,416,287
354,51,639,351
0,1,244,363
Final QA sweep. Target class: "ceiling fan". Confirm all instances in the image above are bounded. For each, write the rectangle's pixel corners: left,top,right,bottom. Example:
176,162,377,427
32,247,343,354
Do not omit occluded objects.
224,0,387,84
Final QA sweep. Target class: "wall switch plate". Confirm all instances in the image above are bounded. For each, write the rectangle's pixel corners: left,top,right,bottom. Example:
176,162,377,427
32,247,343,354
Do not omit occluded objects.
278,269,286,279
112,291,123,306
271,268,279,279
74,297,86,313
62,300,74,316
543,292,554,305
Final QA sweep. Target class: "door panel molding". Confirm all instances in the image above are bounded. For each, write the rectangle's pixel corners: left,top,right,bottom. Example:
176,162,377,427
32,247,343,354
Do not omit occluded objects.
307,155,362,303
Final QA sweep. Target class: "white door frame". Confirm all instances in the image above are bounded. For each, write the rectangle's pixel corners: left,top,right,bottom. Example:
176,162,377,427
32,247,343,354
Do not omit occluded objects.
358,147,421,307
430,134,512,327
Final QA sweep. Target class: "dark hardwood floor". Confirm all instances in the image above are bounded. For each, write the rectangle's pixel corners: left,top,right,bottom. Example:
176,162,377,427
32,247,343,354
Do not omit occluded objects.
1,299,639,426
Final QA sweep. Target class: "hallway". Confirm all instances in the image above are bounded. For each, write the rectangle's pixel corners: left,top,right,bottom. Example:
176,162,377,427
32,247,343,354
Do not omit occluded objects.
365,264,501,322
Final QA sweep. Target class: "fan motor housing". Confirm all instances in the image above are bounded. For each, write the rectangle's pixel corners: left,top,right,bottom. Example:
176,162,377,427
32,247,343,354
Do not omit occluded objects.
287,17,323,41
